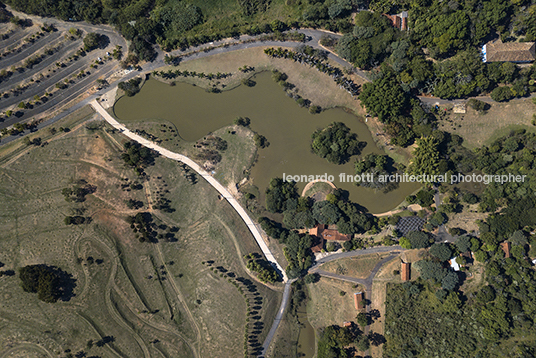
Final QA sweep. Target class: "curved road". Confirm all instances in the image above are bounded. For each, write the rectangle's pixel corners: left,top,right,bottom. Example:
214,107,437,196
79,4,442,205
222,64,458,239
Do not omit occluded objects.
260,245,403,356
90,99,288,283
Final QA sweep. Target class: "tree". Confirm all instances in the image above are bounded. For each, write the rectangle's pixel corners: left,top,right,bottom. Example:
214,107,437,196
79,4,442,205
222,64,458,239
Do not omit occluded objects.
455,236,472,253
19,265,74,303
441,271,459,290
356,312,368,327
359,70,407,122
83,32,102,51
490,86,514,102
429,243,452,262
407,231,432,249
407,136,441,176
304,273,320,284
311,122,364,164
356,335,370,352
312,201,341,225
399,236,411,249
265,178,298,213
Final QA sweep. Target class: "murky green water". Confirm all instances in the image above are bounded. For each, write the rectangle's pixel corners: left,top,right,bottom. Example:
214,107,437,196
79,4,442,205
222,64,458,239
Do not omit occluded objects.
114,72,420,213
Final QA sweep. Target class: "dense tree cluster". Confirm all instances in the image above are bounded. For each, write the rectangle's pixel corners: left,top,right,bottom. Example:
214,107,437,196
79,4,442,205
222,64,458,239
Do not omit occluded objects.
468,130,536,237
61,179,96,203
19,265,75,303
336,11,398,69
245,254,280,283
121,140,157,175
311,122,365,164
118,77,142,97
354,153,398,192
262,180,376,277
386,225,536,356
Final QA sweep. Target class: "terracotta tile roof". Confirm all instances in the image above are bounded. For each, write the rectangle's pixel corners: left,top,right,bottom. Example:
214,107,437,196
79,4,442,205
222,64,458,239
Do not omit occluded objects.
401,262,410,281
309,224,350,241
500,241,511,258
311,236,324,253
485,40,536,62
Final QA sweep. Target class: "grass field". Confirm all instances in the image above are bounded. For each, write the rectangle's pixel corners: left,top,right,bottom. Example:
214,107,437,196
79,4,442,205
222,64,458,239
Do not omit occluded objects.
319,253,393,279
439,99,536,149
156,46,367,113
306,277,363,330
0,112,281,358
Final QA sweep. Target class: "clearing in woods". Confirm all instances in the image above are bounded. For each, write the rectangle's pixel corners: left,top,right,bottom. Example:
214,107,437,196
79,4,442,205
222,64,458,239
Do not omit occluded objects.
0,110,280,358
439,98,536,149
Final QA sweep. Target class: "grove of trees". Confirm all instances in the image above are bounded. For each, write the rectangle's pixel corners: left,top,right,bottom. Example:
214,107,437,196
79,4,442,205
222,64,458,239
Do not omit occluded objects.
311,122,365,164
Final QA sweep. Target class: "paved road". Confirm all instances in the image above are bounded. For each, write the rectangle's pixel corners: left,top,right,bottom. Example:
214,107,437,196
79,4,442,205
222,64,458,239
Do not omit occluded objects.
0,30,63,69
0,37,83,93
311,245,403,269
260,279,296,357
311,251,399,356
90,99,288,283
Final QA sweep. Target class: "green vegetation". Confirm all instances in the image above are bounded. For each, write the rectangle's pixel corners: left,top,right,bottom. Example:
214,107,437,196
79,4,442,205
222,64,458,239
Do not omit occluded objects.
0,117,278,357
386,226,536,356
407,136,441,176
245,253,280,283
83,32,105,51
121,140,157,175
19,265,75,303
354,153,398,192
311,122,365,165
118,77,143,97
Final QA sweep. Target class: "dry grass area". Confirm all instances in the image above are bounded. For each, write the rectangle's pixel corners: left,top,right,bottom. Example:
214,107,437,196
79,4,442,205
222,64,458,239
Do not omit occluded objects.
445,204,488,235
459,261,485,295
0,114,281,358
369,258,400,358
438,99,536,149
306,277,364,330
158,46,365,113
320,252,393,279
302,181,334,199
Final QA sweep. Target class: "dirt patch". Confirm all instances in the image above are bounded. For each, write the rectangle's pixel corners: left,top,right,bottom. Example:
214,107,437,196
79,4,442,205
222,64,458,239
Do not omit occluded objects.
320,252,393,279
445,205,488,234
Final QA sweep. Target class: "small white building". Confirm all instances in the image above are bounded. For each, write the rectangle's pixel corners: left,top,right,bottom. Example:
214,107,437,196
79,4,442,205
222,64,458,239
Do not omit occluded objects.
449,257,460,271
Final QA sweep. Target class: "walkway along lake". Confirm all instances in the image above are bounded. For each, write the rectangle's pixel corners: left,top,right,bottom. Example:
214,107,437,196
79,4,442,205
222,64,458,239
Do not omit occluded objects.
113,72,420,213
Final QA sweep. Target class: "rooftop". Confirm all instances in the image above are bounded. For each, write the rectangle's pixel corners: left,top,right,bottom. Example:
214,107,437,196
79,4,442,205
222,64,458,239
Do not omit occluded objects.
484,40,536,63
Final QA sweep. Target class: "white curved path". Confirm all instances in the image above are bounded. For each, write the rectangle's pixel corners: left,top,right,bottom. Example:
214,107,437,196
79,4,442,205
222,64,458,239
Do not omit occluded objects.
90,99,288,282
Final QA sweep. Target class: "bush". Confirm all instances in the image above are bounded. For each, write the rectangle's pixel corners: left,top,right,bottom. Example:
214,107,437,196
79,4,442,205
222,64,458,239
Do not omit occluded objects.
467,98,488,112
83,32,104,51
234,116,250,126
490,86,514,102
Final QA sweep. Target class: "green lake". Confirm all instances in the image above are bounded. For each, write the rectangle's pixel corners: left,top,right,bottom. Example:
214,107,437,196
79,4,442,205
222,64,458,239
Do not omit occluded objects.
113,72,420,213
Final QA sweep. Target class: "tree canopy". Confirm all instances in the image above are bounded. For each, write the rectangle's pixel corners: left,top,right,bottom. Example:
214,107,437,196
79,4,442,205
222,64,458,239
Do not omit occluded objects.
311,122,365,165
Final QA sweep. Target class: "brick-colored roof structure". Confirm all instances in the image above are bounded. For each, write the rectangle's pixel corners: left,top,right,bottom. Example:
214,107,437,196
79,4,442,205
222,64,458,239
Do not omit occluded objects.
309,224,325,237
354,292,364,310
384,11,408,31
485,40,536,63
321,228,350,242
401,262,410,281
309,224,350,242
500,241,511,258
310,235,324,253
